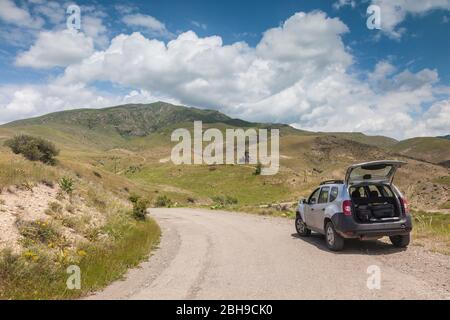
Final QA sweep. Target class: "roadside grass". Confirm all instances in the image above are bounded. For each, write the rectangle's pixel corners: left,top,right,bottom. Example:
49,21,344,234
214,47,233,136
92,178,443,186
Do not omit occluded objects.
0,214,160,300
0,144,161,300
412,211,450,255
0,149,58,190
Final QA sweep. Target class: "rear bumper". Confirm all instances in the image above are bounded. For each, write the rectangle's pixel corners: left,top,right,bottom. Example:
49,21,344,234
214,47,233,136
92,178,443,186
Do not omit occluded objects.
331,214,413,239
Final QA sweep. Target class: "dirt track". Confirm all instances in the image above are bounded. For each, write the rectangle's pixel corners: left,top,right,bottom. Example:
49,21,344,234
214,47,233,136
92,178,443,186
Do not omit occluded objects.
89,208,450,300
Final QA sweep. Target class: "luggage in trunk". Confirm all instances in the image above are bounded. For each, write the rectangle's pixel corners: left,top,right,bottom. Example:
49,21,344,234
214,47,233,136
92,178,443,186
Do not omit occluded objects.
355,205,372,222
354,203,396,223
370,203,395,219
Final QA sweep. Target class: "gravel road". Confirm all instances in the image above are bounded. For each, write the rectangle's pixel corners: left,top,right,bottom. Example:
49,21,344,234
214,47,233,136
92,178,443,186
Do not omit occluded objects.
89,208,450,300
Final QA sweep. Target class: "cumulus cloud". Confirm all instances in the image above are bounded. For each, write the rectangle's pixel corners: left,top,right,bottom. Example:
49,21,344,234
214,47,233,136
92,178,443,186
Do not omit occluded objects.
333,0,450,38
15,30,94,69
0,0,44,29
1,10,449,139
423,99,450,133
371,0,450,38
32,0,65,25
83,15,109,48
0,83,170,124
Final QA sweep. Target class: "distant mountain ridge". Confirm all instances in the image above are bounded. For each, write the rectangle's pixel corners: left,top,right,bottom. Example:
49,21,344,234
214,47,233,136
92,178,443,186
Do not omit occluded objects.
2,101,449,166
5,102,242,137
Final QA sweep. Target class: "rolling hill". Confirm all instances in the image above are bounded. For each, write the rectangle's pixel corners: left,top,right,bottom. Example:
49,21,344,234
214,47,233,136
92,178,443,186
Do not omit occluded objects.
389,137,450,167
1,101,449,212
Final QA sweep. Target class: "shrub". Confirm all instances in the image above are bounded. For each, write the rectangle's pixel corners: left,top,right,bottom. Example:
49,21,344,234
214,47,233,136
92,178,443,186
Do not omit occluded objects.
128,194,149,220
59,177,74,194
187,197,196,204
133,199,150,220
212,195,238,206
5,135,59,165
254,162,262,175
17,220,63,246
128,193,140,204
155,195,173,208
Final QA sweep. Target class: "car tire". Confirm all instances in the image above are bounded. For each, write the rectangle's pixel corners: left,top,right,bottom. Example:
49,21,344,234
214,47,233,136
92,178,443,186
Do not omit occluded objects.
325,221,344,251
295,215,311,237
389,234,410,248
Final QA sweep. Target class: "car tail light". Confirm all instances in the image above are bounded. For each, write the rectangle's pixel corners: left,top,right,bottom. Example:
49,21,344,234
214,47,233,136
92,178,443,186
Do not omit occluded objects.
400,197,410,215
342,200,352,216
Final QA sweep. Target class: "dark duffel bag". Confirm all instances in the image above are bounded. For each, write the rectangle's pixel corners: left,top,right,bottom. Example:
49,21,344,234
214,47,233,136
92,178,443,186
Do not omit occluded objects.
355,205,372,222
370,203,395,218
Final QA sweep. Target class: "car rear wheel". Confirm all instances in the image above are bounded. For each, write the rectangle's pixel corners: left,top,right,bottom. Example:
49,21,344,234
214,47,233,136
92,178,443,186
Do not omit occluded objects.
325,222,344,251
295,216,311,237
389,234,410,248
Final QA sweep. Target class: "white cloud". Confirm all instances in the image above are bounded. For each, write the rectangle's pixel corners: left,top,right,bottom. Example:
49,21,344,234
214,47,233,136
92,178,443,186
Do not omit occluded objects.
32,0,65,25
83,15,109,48
256,12,351,65
0,83,171,124
122,13,173,38
0,0,44,29
371,0,450,39
1,10,449,139
423,99,450,134
333,0,356,10
15,29,94,69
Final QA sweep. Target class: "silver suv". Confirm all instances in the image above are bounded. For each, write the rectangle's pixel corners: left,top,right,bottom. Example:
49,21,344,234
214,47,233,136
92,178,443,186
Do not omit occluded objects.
295,160,413,251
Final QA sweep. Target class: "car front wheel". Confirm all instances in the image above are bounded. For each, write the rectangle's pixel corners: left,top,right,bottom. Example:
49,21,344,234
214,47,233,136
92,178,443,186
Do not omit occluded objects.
325,222,344,251
295,215,311,237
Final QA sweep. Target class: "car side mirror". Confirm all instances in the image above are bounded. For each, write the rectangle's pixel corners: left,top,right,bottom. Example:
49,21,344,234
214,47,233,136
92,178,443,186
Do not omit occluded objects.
300,199,307,204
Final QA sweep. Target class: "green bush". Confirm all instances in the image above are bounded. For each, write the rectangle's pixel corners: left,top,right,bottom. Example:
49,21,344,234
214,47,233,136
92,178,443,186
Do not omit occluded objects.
129,194,149,220
59,177,74,194
5,135,59,165
211,195,238,206
128,193,140,204
155,195,173,208
254,162,262,176
133,199,150,220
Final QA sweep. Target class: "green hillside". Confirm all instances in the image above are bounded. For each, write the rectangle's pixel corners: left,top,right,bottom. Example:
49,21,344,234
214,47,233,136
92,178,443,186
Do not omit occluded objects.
324,132,398,148
5,102,236,136
1,101,449,212
390,137,450,166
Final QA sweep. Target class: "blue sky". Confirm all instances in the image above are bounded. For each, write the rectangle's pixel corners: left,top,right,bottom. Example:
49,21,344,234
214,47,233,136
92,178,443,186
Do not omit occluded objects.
0,0,449,139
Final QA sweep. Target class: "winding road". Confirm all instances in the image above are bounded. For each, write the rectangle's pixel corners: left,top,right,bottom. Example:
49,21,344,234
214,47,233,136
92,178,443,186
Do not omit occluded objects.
89,208,450,300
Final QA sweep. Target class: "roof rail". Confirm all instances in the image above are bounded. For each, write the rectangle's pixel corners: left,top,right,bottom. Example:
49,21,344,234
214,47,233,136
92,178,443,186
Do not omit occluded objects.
320,180,344,186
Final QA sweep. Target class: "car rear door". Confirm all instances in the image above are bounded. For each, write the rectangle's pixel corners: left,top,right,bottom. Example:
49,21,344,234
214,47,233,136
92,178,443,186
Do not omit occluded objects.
345,160,407,185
